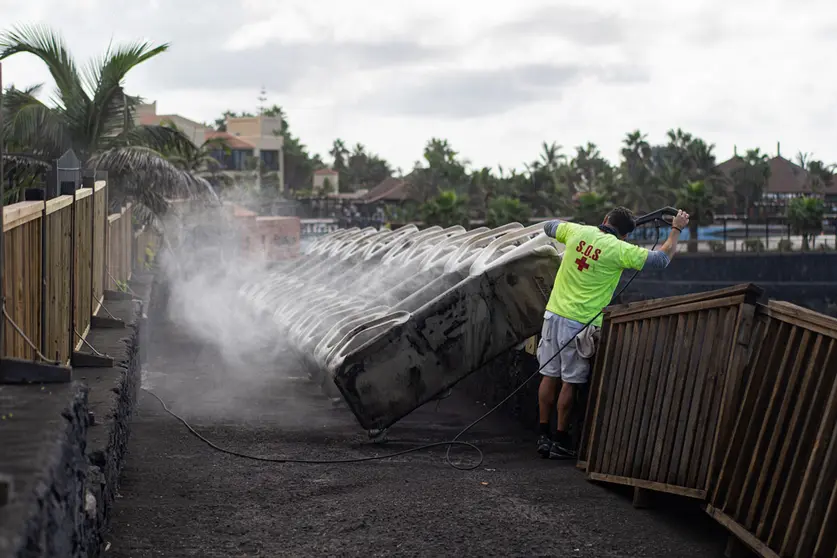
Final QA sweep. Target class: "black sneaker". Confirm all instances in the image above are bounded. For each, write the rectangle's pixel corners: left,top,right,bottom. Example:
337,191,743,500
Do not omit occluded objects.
537,435,552,458
549,441,577,460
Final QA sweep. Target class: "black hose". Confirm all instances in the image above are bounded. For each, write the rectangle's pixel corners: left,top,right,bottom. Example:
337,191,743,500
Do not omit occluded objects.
145,224,662,470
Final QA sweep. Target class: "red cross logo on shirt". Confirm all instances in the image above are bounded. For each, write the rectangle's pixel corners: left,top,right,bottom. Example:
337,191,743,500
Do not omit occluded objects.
575,256,590,271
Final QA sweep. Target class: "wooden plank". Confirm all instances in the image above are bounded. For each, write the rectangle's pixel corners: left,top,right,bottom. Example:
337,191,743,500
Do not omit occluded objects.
636,314,673,479
13,224,25,358
715,318,787,510
94,180,106,192
791,360,837,558
599,321,633,474
649,313,687,480
698,306,738,490
3,201,43,232
765,300,837,340
612,319,645,476
589,322,627,472
734,324,801,521
771,338,835,551
74,187,93,200
610,294,746,324
711,311,775,505
623,316,660,479
668,309,710,486
588,472,705,500
682,308,719,487
640,314,677,480
604,283,763,319
748,329,815,536
705,505,780,558
578,318,613,466
45,195,73,215
658,312,699,483
811,477,837,558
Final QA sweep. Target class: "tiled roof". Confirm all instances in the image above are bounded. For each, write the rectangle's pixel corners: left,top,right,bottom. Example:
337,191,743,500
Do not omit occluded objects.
205,131,255,150
715,155,837,195
363,177,418,203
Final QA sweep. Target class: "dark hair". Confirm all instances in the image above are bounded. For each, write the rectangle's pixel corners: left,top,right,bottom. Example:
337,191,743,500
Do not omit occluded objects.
605,207,636,237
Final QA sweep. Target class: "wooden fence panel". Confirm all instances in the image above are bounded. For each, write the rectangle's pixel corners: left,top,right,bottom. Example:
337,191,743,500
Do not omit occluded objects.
707,301,837,558
583,284,763,499
92,182,106,311
123,204,133,281
107,214,126,289
44,196,74,363
1,182,138,366
73,189,94,348
2,202,43,360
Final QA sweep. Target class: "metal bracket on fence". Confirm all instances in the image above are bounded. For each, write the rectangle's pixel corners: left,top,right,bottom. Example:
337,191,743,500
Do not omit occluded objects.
71,328,114,368
91,296,125,329
105,267,139,297
95,296,117,319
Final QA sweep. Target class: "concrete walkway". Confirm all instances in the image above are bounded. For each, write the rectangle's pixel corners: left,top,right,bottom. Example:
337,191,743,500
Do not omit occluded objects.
106,315,727,558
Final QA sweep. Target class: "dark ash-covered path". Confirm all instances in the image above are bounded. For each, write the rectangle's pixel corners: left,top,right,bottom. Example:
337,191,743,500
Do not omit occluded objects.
106,314,727,557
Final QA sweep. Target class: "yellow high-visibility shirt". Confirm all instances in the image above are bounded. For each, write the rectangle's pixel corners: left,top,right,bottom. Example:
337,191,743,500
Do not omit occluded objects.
546,222,649,327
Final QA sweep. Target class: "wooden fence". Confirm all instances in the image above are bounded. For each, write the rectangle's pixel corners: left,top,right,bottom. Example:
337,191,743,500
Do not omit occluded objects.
581,285,837,557
2,181,142,364
579,284,762,498
707,301,837,558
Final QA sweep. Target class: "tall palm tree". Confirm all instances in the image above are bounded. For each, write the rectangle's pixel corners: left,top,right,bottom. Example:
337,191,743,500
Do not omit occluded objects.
539,141,564,171
0,24,210,217
795,152,835,194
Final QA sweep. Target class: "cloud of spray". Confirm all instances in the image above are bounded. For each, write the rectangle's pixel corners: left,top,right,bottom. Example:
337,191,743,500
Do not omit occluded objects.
146,184,310,420
149,190,536,420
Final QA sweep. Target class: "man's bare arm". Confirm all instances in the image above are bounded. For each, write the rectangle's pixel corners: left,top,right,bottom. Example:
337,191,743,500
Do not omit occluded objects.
659,209,689,260
642,209,689,270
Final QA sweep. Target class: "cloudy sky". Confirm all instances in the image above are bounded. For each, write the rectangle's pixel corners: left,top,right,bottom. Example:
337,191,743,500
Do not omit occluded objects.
1,0,834,172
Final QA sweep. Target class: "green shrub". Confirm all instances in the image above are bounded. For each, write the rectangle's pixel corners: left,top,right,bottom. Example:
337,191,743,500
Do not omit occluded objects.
744,238,765,252
708,240,726,253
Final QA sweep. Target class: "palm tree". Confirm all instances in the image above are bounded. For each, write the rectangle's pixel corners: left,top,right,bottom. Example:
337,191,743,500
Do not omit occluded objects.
539,141,564,171
486,196,532,228
0,24,209,217
677,180,720,252
330,139,348,169
421,189,469,228
730,149,770,218
795,152,835,194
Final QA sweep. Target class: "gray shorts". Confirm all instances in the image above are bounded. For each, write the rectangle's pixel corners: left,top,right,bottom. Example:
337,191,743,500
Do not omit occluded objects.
537,312,590,383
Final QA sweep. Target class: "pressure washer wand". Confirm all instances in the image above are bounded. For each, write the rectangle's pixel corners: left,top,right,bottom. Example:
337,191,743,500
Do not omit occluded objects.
634,206,678,227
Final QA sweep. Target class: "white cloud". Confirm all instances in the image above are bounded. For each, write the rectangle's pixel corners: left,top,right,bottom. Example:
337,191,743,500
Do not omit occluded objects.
1,0,836,173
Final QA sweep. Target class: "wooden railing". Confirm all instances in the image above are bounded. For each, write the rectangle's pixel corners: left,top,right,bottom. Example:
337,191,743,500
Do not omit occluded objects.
581,286,837,557
1,181,141,364
707,301,837,558
579,284,763,498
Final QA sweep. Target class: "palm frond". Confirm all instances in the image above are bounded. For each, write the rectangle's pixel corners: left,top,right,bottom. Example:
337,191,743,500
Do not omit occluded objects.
82,40,169,147
0,24,84,106
109,124,195,154
2,153,52,169
90,146,218,213
2,87,71,156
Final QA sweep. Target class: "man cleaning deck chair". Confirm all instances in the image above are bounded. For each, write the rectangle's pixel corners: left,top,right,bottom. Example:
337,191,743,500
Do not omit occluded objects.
537,206,690,459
